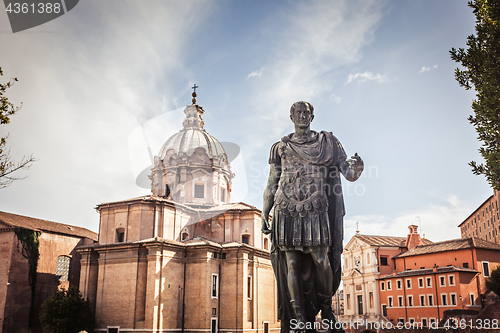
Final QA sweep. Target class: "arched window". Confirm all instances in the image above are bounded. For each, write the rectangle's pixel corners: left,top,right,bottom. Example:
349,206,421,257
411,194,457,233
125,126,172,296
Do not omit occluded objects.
181,228,189,241
55,255,71,282
242,235,250,244
116,228,125,243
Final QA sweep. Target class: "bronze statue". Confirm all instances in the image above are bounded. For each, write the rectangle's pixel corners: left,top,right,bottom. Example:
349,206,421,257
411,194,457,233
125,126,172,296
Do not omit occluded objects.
261,101,363,333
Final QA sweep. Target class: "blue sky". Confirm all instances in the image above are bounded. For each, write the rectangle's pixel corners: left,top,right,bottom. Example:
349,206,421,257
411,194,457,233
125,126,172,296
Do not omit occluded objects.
0,1,491,244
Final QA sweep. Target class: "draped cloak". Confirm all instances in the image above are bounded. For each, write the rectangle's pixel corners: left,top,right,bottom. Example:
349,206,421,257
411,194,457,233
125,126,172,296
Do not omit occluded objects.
268,130,348,324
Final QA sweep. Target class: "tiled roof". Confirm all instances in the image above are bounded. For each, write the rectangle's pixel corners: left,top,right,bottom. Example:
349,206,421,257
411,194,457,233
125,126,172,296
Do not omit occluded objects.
379,265,479,279
96,195,196,212
354,234,433,247
0,211,98,241
394,237,500,258
204,202,259,213
96,196,259,214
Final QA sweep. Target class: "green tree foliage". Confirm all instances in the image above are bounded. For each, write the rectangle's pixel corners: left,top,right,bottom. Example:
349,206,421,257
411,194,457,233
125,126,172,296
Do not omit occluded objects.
450,0,500,189
40,286,94,333
0,66,34,188
485,265,500,297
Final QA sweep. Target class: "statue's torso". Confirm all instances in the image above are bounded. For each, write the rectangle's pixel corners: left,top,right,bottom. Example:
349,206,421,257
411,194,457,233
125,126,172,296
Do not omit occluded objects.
275,142,329,217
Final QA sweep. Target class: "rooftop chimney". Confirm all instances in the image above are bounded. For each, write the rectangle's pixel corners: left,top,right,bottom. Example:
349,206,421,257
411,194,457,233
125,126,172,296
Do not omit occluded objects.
406,224,423,250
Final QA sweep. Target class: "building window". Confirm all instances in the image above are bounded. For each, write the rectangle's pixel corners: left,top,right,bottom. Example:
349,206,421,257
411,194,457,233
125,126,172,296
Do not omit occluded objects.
482,262,490,277
382,304,387,317
380,256,388,266
242,235,250,244
398,318,404,325
451,293,457,306
263,322,270,333
247,276,253,300
406,279,412,289
422,318,428,327
367,253,370,264
211,318,217,333
387,281,392,290
212,308,217,316
116,228,125,243
220,188,226,202
221,253,226,259
420,295,425,306
398,296,403,307
369,292,374,308
439,276,446,287
441,294,447,306
388,296,393,307
194,184,205,198
380,282,385,291
347,294,351,310
397,279,402,290
428,295,434,306
212,274,218,298
264,238,269,250
448,275,455,286
463,262,469,268
470,293,475,305
55,255,71,282
418,278,424,288
408,295,413,306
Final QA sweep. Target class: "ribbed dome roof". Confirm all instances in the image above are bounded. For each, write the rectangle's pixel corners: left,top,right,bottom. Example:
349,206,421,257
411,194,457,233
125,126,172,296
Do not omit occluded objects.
158,128,226,159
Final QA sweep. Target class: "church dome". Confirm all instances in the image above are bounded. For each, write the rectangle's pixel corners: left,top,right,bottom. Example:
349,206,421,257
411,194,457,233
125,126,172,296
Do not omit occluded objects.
158,127,226,160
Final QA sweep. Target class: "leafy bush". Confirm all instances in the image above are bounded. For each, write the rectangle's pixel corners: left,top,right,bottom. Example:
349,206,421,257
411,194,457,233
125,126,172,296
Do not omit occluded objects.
40,286,94,333
486,265,500,297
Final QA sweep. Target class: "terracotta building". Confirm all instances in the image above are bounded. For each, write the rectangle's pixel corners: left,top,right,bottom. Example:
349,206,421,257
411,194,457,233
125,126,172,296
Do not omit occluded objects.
377,235,500,326
459,189,500,244
0,211,97,333
78,94,278,333
340,226,433,325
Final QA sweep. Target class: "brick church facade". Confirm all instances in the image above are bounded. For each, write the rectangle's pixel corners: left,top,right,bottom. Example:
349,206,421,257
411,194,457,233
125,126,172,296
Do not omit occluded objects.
78,93,279,333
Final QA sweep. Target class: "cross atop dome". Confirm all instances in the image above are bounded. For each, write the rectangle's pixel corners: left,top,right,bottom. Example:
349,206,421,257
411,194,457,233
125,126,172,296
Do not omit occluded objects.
191,84,198,104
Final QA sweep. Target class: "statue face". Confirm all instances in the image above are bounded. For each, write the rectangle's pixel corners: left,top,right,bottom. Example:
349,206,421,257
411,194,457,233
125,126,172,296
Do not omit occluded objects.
290,103,314,128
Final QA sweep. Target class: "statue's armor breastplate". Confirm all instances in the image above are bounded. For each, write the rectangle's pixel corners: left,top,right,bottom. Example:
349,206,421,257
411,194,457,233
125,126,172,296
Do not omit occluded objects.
275,144,329,217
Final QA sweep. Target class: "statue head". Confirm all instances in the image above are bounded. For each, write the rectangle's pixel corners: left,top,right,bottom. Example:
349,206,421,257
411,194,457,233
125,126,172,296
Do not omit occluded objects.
290,101,314,129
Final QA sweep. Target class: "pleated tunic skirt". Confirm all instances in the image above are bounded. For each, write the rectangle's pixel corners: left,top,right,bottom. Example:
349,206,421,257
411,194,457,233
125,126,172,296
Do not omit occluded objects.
271,194,331,247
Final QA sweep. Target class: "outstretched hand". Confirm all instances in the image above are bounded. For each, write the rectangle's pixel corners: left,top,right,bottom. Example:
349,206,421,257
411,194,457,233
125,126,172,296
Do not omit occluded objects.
348,153,364,171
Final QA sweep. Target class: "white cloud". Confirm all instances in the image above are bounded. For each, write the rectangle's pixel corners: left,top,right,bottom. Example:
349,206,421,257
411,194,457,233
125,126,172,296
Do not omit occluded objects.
0,1,217,231
331,94,342,104
347,71,388,84
344,194,470,245
239,0,387,156
419,64,438,74
247,68,264,78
